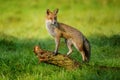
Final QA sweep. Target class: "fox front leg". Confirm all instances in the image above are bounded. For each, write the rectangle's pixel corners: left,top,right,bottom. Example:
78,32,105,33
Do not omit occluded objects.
54,36,60,55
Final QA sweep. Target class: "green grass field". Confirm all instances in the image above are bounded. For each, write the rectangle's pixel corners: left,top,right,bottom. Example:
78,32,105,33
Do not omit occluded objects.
0,0,120,80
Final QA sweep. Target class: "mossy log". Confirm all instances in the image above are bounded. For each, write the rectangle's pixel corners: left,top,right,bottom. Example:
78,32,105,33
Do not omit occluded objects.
33,46,80,70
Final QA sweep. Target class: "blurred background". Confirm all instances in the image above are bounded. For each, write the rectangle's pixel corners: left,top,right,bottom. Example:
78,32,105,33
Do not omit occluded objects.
0,0,120,38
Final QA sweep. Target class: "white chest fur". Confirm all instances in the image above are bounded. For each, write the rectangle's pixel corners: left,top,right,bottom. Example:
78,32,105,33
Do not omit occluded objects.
46,23,56,37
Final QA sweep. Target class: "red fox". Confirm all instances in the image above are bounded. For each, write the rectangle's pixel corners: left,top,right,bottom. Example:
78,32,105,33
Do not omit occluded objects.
45,9,91,62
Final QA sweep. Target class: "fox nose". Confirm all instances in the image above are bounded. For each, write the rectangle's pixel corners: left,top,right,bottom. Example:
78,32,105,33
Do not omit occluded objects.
52,21,56,25
53,21,57,24
52,20,57,24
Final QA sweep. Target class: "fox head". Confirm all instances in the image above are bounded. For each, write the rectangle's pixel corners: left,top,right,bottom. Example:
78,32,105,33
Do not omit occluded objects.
46,9,59,25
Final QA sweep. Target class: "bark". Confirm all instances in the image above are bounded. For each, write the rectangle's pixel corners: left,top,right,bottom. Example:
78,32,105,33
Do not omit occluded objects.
33,46,80,70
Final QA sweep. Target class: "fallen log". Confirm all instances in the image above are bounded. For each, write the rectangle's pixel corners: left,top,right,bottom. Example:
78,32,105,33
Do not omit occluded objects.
33,46,80,70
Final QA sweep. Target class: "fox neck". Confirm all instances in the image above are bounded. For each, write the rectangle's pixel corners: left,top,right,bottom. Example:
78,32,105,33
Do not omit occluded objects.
46,20,59,37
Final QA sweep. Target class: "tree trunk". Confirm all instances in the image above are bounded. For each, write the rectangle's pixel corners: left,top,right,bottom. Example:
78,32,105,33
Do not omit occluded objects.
33,46,80,70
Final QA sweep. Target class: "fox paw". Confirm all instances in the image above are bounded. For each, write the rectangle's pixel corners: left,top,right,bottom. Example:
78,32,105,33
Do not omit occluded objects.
53,51,58,55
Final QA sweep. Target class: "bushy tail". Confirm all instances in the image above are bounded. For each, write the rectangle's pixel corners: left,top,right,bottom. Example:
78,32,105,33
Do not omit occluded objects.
83,38,91,62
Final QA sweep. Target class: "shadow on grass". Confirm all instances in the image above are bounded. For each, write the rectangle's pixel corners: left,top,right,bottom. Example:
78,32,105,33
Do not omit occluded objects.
0,32,120,58
0,32,120,60
90,33,120,47
0,33,54,53
87,33,120,69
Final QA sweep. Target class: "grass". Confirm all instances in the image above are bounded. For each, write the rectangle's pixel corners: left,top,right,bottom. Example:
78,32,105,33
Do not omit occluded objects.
0,0,120,80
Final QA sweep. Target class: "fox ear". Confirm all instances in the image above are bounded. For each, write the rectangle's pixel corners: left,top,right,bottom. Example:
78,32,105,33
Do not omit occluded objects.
46,9,50,15
54,8,59,15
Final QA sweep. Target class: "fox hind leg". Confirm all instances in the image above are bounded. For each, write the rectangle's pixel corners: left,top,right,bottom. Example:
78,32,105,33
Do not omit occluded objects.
80,50,88,62
66,39,73,56
72,41,88,62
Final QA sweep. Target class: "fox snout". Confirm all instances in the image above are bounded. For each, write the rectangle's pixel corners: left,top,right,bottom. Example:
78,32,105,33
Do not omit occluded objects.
49,19,57,25
46,19,57,25
52,20,57,25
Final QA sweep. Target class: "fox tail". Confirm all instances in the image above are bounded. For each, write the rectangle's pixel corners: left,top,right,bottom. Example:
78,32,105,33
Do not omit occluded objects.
83,38,91,62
